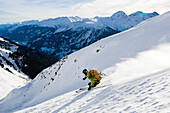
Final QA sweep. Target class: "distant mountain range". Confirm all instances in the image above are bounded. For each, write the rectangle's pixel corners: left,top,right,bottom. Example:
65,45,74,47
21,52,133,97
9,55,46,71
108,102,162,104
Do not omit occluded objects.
0,11,159,59
0,36,57,79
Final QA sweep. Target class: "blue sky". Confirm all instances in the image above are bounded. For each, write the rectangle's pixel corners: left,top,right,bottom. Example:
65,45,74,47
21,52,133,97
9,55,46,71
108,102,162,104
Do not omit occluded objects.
0,0,170,24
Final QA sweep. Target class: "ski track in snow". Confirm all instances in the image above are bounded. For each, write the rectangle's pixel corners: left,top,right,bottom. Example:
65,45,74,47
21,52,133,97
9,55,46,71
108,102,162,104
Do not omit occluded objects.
16,70,170,113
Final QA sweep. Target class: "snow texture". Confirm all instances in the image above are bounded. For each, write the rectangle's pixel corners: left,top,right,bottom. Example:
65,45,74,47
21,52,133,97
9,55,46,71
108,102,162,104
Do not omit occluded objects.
16,69,170,113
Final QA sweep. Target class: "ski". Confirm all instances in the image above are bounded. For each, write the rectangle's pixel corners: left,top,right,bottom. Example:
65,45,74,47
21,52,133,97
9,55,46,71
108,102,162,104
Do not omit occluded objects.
75,87,88,93
75,84,111,93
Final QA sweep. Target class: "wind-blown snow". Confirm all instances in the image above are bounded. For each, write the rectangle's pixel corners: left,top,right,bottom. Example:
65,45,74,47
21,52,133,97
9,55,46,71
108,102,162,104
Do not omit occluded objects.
105,44,170,84
0,11,170,112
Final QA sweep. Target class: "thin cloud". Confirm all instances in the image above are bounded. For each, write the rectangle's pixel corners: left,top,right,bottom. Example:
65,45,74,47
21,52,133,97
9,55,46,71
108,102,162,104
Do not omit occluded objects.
0,10,11,15
0,0,169,24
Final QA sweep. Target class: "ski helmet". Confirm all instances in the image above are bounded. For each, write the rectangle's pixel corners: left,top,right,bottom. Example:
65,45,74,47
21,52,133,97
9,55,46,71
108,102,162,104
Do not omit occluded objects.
82,69,88,75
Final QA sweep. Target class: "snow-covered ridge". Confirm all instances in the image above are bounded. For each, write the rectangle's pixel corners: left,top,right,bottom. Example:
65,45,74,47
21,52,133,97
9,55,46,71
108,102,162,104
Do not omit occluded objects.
0,37,22,74
41,11,158,31
0,37,30,99
0,11,169,112
0,36,57,79
4,11,158,31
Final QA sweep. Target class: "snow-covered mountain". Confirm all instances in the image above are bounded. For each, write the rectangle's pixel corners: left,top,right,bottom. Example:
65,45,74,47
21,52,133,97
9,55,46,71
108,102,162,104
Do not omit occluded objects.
0,11,169,112
0,37,30,99
0,36,57,79
0,11,158,59
0,36,57,100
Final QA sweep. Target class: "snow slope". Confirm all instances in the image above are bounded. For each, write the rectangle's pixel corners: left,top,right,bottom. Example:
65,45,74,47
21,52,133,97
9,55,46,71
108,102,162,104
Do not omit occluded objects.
16,68,170,113
0,68,29,100
0,11,170,112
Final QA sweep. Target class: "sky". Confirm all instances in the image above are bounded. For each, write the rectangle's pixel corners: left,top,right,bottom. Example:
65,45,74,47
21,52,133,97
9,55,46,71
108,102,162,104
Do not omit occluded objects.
0,0,170,24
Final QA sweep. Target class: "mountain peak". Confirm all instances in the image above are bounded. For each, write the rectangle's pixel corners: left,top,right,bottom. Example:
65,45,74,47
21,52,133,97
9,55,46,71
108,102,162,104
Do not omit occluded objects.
111,11,127,18
68,16,82,22
129,11,159,17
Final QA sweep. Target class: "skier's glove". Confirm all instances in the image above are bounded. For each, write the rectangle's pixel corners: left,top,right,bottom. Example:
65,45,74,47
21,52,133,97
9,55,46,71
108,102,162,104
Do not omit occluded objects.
83,77,86,80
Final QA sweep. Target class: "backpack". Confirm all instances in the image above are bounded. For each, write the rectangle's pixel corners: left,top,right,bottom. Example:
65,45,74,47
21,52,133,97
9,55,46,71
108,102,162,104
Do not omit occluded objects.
89,70,103,80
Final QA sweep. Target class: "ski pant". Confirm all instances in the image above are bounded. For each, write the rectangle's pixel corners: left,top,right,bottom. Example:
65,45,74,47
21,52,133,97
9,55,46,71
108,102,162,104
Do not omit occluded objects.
88,80,100,87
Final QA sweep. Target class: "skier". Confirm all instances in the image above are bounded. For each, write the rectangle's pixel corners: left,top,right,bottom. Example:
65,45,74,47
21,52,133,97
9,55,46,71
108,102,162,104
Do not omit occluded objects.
82,69,103,91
